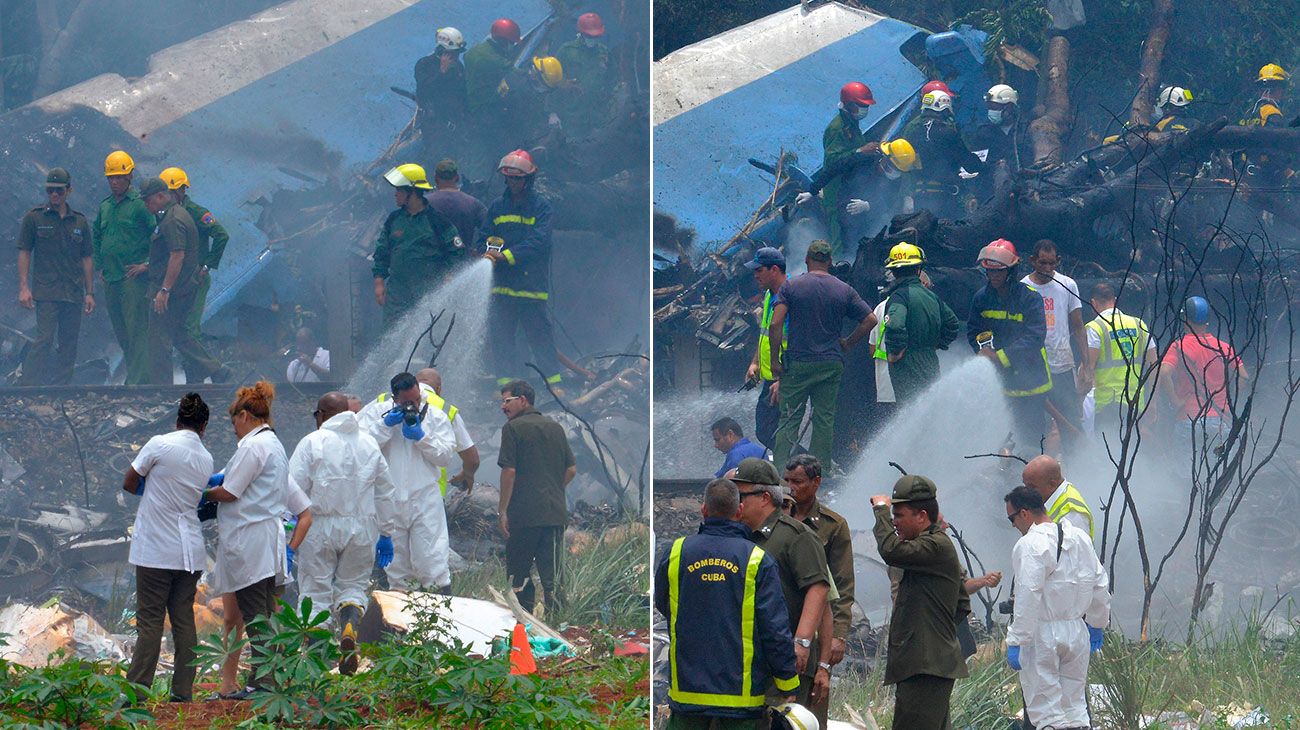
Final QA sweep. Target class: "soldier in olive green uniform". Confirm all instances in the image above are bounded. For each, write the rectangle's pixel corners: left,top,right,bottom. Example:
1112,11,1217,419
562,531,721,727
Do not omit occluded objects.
732,458,831,728
871,475,969,730
94,151,154,384
555,13,612,136
16,168,94,386
138,178,230,385
465,18,521,150
158,168,230,341
819,82,876,257
373,163,463,327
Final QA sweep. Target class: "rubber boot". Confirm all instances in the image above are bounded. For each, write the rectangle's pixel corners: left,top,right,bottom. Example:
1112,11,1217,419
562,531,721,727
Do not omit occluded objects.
338,603,363,676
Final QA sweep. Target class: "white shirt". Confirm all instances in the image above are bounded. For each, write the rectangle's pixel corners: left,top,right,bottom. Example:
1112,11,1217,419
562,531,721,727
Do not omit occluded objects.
1007,520,1110,646
129,430,213,574
287,411,396,531
1045,480,1092,537
286,347,330,383
359,392,456,505
1086,308,1156,353
868,300,895,403
1022,273,1082,373
211,426,289,594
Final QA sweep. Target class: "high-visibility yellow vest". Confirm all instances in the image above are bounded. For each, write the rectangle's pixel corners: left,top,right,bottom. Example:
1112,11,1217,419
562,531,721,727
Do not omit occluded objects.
1047,481,1094,540
377,390,461,496
872,298,888,361
757,289,787,381
1086,310,1150,408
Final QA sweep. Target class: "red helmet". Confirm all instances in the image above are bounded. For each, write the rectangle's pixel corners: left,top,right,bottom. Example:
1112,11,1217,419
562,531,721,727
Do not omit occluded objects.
491,18,522,44
577,12,605,37
498,149,537,176
922,80,954,96
977,238,1020,269
840,81,875,107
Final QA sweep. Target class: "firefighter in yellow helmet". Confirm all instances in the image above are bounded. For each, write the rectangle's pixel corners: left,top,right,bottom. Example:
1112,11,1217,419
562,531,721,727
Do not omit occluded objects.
878,242,959,402
1238,63,1291,187
372,163,463,327
499,56,566,146
159,167,231,342
93,150,154,384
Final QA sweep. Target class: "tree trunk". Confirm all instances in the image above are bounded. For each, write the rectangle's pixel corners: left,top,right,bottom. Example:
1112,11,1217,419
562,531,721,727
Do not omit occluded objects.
1028,34,1071,168
32,0,94,99
1129,0,1174,127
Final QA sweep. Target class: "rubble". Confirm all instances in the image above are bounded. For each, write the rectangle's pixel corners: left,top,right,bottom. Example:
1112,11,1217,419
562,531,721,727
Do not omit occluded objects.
0,600,125,666
357,590,518,658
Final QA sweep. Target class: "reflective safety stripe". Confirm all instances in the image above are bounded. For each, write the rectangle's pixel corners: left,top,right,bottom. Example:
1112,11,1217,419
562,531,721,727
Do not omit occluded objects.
872,297,888,361
759,290,788,378
496,376,514,386
1086,312,1149,407
492,214,536,225
996,349,1011,368
1048,483,1094,539
980,310,1024,322
491,286,549,300
502,248,516,265
425,392,459,497
1004,348,1053,397
545,373,563,384
667,539,773,708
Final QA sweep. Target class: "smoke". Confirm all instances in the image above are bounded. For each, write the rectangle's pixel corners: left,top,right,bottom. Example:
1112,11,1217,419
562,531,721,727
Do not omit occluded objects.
653,390,760,479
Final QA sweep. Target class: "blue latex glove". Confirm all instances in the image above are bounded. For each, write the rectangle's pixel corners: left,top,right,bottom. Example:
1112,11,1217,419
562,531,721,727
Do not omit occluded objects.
208,472,225,487
375,535,394,569
1007,645,1021,671
286,545,296,574
1088,625,1105,653
383,407,405,427
401,421,425,441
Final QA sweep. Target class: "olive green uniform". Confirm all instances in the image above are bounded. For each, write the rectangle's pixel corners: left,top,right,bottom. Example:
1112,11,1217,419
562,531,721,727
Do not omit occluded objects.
17,204,92,385
147,201,226,384
371,204,462,326
555,38,611,135
749,509,829,724
93,188,154,384
872,504,969,730
464,39,513,116
181,198,229,340
797,500,854,725
882,273,960,403
821,111,866,256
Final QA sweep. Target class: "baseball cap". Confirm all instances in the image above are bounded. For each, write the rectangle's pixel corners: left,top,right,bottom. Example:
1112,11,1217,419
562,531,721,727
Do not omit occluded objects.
744,246,786,270
890,474,937,503
807,240,833,262
138,177,169,198
45,168,71,188
434,159,459,179
732,457,781,486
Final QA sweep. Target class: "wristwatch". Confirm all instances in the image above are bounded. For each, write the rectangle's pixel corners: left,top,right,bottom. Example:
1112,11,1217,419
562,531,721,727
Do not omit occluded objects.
817,662,832,672
159,286,170,294
794,637,812,648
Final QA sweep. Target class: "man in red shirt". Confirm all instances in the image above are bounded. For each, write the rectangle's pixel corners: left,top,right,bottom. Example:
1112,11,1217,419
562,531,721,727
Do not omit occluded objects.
1158,296,1249,472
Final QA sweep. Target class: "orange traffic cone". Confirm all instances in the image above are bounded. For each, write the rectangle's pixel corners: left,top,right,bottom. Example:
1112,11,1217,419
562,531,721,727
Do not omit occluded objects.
509,622,537,675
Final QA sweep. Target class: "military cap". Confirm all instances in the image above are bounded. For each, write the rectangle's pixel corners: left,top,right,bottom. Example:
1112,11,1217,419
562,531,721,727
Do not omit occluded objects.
45,168,71,188
807,240,833,261
891,474,937,503
138,177,169,198
732,457,781,486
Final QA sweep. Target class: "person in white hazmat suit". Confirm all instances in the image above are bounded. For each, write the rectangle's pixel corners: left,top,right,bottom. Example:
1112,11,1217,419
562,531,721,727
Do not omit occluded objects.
360,371,456,591
288,391,395,673
1004,485,1111,730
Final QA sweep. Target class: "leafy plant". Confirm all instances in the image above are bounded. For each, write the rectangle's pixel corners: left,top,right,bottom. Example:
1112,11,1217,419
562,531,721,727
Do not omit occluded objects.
1,651,151,728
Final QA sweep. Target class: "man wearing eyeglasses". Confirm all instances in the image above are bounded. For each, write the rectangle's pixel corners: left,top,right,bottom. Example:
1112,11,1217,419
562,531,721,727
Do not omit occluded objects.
1004,485,1110,730
16,168,94,385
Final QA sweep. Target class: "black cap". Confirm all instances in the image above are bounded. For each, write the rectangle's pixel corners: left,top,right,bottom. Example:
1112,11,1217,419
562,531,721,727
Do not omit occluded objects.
732,457,781,486
138,177,169,198
45,168,71,188
744,246,786,270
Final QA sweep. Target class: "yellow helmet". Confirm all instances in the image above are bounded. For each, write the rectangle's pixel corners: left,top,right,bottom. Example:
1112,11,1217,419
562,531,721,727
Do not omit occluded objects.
885,242,925,268
160,167,190,190
104,150,135,177
383,163,433,190
880,138,919,172
1258,63,1288,83
532,56,564,88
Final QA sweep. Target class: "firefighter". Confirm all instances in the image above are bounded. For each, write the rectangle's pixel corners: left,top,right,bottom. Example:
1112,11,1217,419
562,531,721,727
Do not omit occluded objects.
1153,85,1199,132
878,242,960,403
555,12,613,135
815,82,877,257
500,56,565,146
899,89,985,218
158,167,229,342
1238,63,1290,189
372,163,464,327
465,18,521,118
413,27,468,138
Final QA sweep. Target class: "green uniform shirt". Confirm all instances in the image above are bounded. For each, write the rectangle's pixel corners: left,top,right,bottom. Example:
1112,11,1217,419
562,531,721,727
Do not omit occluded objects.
799,501,855,640
93,189,154,282
820,111,866,208
750,509,830,669
17,205,92,302
556,39,610,99
149,201,201,297
883,275,960,402
464,40,514,114
181,198,230,270
371,205,461,310
872,504,969,685
497,408,575,528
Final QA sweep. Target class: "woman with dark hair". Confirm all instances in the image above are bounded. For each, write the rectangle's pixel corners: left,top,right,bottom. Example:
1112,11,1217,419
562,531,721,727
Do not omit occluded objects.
205,381,290,698
123,393,213,702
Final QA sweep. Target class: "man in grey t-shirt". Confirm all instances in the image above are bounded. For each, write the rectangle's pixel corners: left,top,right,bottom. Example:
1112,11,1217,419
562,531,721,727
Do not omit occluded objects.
768,240,877,469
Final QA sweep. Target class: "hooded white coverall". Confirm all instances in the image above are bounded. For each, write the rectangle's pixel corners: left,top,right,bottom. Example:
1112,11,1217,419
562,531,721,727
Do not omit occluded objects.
289,411,397,613
1007,519,1111,729
360,392,456,590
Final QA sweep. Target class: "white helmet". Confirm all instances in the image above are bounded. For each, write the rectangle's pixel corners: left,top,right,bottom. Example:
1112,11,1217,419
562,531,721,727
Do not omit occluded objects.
771,703,819,730
921,89,953,113
436,27,466,53
1157,85,1193,108
985,84,1019,105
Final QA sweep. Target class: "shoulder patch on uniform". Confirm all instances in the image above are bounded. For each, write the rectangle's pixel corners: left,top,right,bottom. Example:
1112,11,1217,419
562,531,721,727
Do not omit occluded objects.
201,212,216,225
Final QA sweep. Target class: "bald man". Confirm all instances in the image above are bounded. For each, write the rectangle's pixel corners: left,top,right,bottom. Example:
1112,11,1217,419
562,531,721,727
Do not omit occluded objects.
415,368,479,495
288,391,396,672
1021,455,1093,539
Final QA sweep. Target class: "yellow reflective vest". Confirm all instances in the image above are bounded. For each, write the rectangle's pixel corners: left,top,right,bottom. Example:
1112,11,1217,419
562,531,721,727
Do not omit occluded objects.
1086,309,1150,408
1048,481,1094,540
758,290,787,380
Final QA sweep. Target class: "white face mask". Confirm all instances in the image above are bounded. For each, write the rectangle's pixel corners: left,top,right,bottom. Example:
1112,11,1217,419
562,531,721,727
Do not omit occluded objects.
582,35,601,48
883,165,902,180
987,109,1003,124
